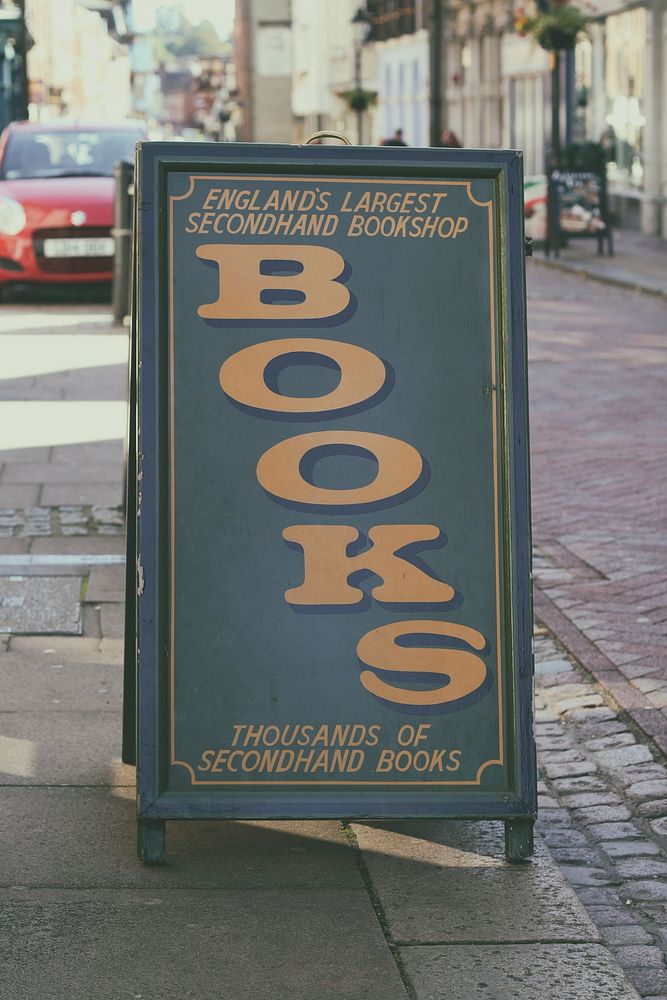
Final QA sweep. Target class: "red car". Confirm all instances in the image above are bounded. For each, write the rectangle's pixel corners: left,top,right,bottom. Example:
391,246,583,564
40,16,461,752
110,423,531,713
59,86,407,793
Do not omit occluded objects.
0,120,145,291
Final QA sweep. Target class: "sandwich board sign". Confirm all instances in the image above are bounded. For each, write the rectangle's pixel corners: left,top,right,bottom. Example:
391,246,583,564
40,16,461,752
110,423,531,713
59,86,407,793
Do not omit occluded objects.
128,141,535,864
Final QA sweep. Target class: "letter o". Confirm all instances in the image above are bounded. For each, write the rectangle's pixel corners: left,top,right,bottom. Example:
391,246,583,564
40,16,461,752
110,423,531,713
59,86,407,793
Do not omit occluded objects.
256,430,423,508
397,725,416,746
438,216,455,238
219,338,387,415
262,725,280,746
242,751,261,772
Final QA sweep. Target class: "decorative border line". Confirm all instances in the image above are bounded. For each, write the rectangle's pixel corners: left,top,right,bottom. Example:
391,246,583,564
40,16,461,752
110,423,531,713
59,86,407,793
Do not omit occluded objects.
168,172,502,786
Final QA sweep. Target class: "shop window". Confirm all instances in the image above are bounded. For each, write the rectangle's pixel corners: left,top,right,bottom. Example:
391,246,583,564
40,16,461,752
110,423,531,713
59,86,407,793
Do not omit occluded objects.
603,9,646,188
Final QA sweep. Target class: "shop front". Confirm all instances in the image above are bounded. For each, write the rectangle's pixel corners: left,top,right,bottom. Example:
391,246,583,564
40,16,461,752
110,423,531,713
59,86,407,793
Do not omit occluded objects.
574,0,664,236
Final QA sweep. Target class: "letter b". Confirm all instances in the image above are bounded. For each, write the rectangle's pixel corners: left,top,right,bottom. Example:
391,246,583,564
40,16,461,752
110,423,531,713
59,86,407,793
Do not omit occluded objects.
196,244,350,320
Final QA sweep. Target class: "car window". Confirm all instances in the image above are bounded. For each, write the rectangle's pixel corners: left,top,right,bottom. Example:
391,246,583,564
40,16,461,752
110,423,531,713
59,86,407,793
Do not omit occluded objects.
1,129,144,179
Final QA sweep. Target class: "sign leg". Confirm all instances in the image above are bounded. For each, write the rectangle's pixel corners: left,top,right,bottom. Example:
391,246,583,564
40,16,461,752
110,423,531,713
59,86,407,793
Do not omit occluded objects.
505,818,534,862
137,818,166,865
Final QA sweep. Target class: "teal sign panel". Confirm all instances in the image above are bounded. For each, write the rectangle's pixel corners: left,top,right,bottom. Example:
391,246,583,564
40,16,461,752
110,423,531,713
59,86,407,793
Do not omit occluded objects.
132,142,535,863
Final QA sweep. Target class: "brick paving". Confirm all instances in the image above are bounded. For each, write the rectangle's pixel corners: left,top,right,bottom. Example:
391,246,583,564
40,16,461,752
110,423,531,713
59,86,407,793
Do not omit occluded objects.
527,262,667,754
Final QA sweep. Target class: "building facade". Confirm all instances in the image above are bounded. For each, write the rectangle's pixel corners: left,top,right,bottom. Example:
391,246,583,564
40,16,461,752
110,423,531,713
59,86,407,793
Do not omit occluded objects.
291,0,380,145
235,0,292,143
572,0,664,235
369,0,665,236
26,0,132,121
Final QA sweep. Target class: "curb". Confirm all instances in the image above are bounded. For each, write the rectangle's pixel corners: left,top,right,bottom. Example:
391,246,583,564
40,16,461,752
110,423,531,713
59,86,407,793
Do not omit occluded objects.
530,254,667,301
534,585,667,759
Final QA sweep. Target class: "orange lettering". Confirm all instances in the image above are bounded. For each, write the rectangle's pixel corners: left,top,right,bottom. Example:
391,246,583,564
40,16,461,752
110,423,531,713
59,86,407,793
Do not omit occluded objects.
256,430,423,508
196,244,350,320
283,525,454,606
219,338,386,415
357,620,488,706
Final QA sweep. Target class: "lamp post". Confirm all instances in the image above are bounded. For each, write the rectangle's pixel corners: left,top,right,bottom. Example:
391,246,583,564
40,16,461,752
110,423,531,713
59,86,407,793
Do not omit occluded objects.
351,7,371,144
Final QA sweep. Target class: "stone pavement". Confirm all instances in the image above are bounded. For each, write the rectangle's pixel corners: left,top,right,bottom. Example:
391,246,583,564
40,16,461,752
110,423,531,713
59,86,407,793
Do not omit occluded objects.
0,284,660,997
534,229,667,299
535,631,667,998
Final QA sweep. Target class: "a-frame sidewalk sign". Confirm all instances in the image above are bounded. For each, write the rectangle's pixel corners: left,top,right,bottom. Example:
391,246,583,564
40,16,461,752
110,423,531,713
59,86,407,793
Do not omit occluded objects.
123,140,536,865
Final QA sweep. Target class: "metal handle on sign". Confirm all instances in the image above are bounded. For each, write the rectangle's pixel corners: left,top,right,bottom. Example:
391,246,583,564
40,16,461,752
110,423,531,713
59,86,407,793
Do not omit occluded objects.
305,130,352,146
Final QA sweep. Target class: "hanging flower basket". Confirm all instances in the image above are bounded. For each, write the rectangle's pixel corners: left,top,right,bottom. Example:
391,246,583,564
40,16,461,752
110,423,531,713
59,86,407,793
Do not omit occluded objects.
515,4,587,50
340,87,377,112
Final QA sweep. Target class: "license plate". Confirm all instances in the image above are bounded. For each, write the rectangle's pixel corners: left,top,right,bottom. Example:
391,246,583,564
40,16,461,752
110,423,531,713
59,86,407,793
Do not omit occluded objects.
42,237,115,258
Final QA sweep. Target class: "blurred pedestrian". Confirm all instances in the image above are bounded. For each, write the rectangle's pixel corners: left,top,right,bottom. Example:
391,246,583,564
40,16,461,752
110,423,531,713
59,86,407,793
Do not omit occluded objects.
382,128,407,147
440,129,462,148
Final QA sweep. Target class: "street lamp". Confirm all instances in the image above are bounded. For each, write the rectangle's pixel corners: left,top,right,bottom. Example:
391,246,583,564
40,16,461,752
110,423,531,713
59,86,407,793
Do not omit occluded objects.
350,7,371,144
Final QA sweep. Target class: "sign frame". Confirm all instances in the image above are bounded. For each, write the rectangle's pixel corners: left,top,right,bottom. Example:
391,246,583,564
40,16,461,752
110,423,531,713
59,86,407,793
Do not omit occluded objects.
131,141,536,864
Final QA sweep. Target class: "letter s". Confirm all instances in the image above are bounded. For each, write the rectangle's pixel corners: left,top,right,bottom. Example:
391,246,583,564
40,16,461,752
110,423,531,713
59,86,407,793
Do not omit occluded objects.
186,212,201,233
357,620,489,707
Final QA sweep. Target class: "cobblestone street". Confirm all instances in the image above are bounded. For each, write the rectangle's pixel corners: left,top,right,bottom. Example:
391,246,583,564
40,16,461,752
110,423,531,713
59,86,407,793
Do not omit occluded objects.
535,633,667,998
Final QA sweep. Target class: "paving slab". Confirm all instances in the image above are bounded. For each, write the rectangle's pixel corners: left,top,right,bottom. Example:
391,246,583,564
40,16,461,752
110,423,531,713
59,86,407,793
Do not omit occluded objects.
85,563,125,602
352,820,598,944
57,363,128,400
0,563,84,576
0,485,40,506
0,712,131,785
9,634,121,662
30,535,125,554
0,887,407,1000
0,378,63,400
99,602,125,638
51,440,124,465
0,538,29,554
2,463,121,484
401,943,640,999
0,648,122,709
99,634,123,658
0,788,363,890
0,447,51,463
0,576,82,634
41,483,123,507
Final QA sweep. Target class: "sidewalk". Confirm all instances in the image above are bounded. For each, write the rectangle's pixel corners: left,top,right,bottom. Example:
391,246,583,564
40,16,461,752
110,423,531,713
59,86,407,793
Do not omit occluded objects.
0,300,648,998
533,229,667,299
